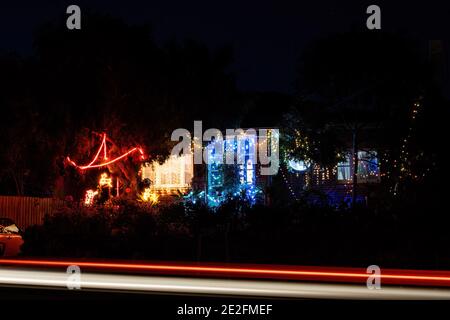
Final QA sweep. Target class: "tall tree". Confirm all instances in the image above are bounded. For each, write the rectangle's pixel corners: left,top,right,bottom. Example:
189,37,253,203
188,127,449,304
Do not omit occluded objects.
288,31,427,205
0,14,238,197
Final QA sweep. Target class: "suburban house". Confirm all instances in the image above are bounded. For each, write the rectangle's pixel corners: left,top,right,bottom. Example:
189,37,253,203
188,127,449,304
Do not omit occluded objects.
141,127,381,207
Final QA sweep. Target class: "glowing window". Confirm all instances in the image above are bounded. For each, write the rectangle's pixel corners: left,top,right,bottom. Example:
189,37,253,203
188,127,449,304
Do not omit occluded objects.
357,151,380,182
336,151,380,182
142,154,193,191
337,154,352,181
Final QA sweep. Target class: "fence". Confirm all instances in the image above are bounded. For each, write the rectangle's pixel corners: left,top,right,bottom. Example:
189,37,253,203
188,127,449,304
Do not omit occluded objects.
0,196,65,229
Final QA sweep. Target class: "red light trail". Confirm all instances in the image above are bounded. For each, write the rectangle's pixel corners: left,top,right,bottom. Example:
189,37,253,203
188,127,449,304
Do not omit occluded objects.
66,133,145,170
2,259,450,287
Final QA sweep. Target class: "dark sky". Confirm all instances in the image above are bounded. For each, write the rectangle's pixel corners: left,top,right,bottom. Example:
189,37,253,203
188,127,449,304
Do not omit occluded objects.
1,0,450,93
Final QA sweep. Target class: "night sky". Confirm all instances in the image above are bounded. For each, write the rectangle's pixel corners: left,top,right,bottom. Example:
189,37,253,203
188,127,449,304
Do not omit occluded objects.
1,0,450,93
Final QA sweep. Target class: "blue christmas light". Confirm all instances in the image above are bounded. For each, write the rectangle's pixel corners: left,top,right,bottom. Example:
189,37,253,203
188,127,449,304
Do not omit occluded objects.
205,134,260,207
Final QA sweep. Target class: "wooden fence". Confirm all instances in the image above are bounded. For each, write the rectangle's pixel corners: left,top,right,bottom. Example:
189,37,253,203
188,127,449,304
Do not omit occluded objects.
0,196,65,229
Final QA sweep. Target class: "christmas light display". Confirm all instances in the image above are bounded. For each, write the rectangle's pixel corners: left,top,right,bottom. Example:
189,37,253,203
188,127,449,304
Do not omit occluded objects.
280,164,299,201
238,136,259,203
207,141,224,206
99,172,113,188
140,187,159,204
141,154,193,193
288,159,310,172
84,189,98,206
67,133,145,171
398,101,423,180
357,151,380,182
336,151,379,183
66,133,147,204
206,132,262,207
370,99,430,195
281,129,313,197
285,130,312,167
280,124,384,205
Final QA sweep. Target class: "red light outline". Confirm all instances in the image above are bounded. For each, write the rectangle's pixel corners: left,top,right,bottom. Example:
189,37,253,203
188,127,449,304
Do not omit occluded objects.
66,133,145,170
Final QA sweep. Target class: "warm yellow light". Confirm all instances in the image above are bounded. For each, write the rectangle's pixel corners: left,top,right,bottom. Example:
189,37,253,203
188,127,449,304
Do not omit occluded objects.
141,188,159,204
84,189,98,206
99,173,112,188
141,154,193,192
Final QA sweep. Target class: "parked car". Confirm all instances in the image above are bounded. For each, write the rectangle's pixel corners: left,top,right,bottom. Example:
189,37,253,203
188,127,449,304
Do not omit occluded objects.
0,218,24,256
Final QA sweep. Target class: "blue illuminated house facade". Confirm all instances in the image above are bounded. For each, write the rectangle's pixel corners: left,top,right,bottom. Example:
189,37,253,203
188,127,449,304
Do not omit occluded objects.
145,127,381,208
200,128,278,207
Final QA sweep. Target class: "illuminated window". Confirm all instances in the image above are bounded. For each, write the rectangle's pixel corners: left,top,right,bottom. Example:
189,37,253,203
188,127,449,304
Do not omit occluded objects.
337,154,351,181
336,151,380,183
357,151,380,182
141,154,193,192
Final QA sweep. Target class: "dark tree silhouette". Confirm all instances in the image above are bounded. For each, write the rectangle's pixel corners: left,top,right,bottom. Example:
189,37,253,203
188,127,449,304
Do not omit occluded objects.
0,14,239,197
287,31,428,205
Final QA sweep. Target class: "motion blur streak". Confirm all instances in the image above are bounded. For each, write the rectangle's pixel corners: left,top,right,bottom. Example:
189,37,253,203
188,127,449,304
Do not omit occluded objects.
2,259,450,287
1,268,450,299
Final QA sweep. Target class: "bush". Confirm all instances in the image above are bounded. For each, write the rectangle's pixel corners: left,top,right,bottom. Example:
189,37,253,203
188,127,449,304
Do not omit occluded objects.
20,198,450,268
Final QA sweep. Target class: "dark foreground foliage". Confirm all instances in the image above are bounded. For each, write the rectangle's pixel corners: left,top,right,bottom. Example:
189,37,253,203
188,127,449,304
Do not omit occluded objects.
21,196,450,269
